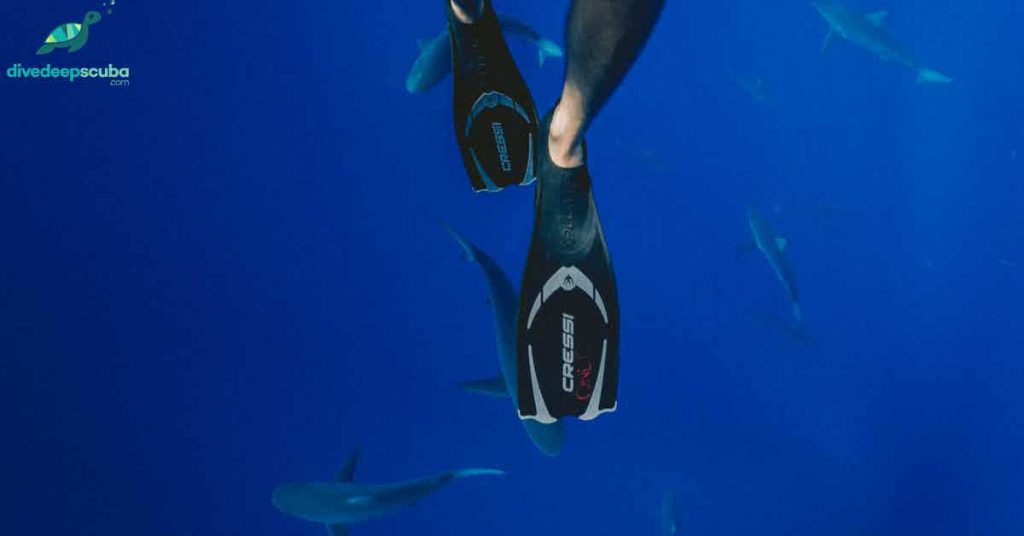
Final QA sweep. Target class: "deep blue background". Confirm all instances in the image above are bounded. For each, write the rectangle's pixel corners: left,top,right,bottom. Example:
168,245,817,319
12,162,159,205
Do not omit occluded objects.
2,0,1022,534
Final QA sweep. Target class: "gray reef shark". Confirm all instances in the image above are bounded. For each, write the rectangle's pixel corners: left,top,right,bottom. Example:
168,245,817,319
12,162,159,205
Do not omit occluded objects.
812,0,952,84
443,223,565,456
746,207,802,322
272,451,503,535
406,15,563,94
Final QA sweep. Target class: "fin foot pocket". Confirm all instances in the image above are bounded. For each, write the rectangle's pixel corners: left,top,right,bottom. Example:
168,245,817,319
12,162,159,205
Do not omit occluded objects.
516,108,619,423
447,0,538,191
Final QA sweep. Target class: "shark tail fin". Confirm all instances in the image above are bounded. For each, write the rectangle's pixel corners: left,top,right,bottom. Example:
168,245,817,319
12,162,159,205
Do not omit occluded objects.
438,220,479,263
916,68,953,84
452,468,506,478
460,376,510,397
538,40,564,67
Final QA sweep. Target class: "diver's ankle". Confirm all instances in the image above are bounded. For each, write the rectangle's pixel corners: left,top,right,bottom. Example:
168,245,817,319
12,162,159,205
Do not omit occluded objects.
450,0,484,24
548,99,586,168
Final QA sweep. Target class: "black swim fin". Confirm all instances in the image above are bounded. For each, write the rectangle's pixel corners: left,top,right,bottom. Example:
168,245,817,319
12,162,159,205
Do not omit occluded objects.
447,0,538,192
516,108,619,423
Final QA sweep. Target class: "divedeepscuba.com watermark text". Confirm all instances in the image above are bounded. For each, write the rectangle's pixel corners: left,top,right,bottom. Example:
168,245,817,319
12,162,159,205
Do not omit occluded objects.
6,63,130,86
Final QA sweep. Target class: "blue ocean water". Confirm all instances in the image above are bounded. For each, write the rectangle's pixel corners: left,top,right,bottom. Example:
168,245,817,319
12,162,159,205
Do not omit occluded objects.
2,0,1022,534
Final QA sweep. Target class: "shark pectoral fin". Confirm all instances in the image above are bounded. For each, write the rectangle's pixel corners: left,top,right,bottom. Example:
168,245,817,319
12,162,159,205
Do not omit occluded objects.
916,68,953,84
459,376,510,397
537,41,563,67
452,468,506,478
775,237,788,251
326,524,348,536
865,11,889,26
335,450,359,483
820,30,835,54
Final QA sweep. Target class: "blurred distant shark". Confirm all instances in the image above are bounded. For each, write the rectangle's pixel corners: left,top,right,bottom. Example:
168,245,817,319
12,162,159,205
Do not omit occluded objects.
406,15,563,94
812,0,952,84
272,451,503,534
736,76,773,106
660,491,680,535
745,207,802,322
442,223,565,456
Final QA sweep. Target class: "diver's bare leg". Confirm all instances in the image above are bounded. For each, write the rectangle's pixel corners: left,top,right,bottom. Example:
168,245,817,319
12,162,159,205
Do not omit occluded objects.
450,0,484,23
549,0,665,167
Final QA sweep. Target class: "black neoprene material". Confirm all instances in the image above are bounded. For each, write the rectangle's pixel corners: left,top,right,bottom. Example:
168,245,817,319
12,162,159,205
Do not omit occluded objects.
516,108,619,422
447,0,539,192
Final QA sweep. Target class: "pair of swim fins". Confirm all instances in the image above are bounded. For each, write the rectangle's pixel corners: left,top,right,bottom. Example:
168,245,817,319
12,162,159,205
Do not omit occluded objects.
446,0,619,422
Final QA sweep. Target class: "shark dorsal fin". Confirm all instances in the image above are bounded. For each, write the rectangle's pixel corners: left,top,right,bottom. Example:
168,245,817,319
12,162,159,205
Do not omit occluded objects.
460,376,510,397
775,237,788,251
865,11,888,26
336,450,359,483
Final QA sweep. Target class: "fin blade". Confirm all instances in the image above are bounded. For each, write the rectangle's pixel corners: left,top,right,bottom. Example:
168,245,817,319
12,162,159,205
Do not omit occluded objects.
865,11,888,26
460,376,510,397
335,450,359,483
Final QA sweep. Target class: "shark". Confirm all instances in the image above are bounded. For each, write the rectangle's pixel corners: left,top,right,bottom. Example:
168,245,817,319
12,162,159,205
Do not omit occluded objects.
443,223,565,456
736,76,773,106
660,491,680,535
271,451,504,535
746,207,802,322
812,0,952,84
406,15,563,94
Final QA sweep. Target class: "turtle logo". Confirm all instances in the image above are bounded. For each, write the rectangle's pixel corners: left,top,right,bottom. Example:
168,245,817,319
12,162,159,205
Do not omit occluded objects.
36,10,102,55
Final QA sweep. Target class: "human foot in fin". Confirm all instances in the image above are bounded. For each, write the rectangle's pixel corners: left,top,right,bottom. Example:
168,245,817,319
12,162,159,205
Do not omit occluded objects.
447,0,538,192
516,105,619,423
